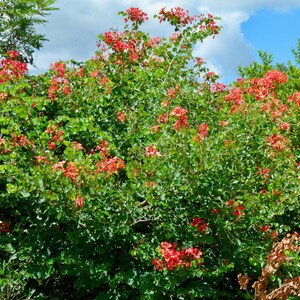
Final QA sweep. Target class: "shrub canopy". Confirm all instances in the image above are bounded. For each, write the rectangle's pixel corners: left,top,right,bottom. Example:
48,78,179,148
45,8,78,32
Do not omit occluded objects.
0,7,299,299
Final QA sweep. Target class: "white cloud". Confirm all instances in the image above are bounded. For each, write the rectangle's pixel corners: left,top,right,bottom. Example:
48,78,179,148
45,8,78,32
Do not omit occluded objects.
197,0,300,14
194,11,254,82
195,0,300,82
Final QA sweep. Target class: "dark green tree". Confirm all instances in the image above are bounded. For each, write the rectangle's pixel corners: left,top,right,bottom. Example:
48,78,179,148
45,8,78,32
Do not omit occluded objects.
0,0,57,64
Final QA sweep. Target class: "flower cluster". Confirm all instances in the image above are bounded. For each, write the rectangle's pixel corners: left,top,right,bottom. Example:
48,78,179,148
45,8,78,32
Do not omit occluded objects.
233,204,245,217
157,113,168,124
288,91,300,106
209,82,227,94
266,134,289,152
92,140,125,175
247,70,288,101
0,50,28,83
0,221,9,232
170,106,189,131
95,156,126,175
102,30,143,63
194,123,209,144
260,98,288,119
53,161,80,183
145,145,161,157
226,200,245,218
124,7,148,23
143,36,161,48
258,167,271,181
73,141,84,151
11,134,33,148
152,242,203,271
167,88,176,99
45,126,64,150
190,218,209,234
278,122,290,131
205,15,220,36
48,61,72,100
158,7,195,27
225,87,243,105
259,225,270,233
63,162,79,183
75,196,84,209
117,111,126,123
104,31,130,53
34,156,48,164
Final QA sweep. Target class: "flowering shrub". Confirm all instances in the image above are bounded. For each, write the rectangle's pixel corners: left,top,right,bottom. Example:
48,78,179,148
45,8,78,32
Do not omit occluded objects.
0,6,299,299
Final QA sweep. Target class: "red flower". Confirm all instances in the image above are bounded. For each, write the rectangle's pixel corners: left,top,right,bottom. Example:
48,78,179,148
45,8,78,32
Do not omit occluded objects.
170,106,188,117
129,52,139,62
34,156,48,164
0,221,9,232
74,142,84,151
266,134,288,152
52,160,66,172
95,157,125,175
152,258,164,271
190,218,203,227
145,145,161,157
48,141,56,150
125,7,148,23
75,196,84,208
194,123,209,144
190,218,209,234
103,31,131,52
173,115,189,131
226,199,234,206
63,162,79,182
185,247,203,260
219,121,228,127
260,225,269,233
0,51,28,83
158,7,195,26
50,61,66,78
94,139,109,157
167,88,176,99
153,242,203,271
259,168,270,178
279,122,290,131
233,204,245,217
7,50,19,59
62,85,72,95
170,106,189,131
160,242,173,249
225,87,243,105
211,209,219,215
264,70,288,85
157,113,168,124
270,230,277,240
150,125,160,132
117,111,126,123
288,91,300,106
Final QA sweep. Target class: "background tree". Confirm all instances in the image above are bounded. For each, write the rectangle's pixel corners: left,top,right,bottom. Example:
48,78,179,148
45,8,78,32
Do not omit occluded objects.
0,0,57,64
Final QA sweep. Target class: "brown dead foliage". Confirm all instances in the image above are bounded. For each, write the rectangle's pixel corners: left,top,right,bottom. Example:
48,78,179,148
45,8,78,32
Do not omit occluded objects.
238,232,300,299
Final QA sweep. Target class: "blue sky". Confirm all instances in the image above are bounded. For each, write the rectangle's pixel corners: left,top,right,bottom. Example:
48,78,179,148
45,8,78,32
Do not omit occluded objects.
29,0,300,84
242,8,300,68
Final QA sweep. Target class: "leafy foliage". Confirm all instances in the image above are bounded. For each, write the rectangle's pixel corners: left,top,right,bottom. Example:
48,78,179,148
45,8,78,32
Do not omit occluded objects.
0,0,57,64
0,7,299,299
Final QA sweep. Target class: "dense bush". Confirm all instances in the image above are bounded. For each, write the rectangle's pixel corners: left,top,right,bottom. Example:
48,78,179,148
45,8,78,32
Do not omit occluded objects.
0,7,299,299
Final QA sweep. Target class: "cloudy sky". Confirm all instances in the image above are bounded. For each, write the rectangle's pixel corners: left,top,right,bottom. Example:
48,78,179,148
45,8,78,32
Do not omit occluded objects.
29,0,300,84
